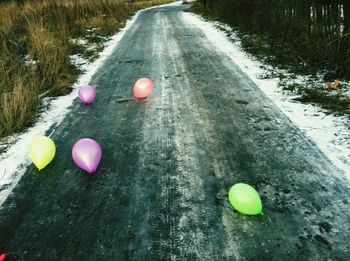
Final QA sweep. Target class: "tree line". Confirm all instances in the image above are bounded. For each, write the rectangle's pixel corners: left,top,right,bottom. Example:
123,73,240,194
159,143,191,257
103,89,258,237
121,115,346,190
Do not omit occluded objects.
198,0,350,79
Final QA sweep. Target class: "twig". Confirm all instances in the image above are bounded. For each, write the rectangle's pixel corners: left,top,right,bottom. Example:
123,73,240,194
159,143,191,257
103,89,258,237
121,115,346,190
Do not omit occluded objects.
115,98,134,103
38,88,54,99
327,32,350,46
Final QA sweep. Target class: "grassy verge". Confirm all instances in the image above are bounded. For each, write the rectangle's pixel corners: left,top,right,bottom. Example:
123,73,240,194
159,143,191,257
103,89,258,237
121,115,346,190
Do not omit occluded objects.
0,0,173,139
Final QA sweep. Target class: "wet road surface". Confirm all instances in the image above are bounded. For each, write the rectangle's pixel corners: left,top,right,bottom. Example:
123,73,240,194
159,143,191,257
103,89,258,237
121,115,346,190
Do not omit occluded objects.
1,3,350,260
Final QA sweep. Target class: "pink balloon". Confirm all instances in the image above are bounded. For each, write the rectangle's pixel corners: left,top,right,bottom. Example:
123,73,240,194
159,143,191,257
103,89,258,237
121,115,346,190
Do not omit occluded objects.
133,78,154,99
78,85,96,105
72,138,102,174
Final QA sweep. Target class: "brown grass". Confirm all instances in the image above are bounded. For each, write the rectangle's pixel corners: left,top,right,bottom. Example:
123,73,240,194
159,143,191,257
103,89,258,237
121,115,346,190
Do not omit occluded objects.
1,77,39,134
0,0,173,139
26,16,70,91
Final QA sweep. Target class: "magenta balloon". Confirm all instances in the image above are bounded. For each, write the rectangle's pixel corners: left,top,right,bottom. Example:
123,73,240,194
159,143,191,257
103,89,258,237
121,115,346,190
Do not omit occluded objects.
78,85,96,105
72,138,102,174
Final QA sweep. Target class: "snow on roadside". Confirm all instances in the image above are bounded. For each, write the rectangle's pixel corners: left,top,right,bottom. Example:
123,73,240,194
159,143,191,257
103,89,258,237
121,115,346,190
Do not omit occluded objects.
0,2,184,208
70,54,89,71
182,12,350,178
147,0,182,10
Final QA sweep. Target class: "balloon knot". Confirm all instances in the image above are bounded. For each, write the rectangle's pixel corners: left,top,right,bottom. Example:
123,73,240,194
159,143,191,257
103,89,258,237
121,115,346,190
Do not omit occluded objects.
260,211,264,216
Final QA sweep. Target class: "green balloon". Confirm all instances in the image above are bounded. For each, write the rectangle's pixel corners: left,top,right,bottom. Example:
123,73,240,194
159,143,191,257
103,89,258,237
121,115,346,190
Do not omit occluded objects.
228,183,263,215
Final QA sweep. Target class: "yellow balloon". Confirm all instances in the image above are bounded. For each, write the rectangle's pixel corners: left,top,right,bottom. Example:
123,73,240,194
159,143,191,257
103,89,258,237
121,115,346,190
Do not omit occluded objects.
29,136,56,170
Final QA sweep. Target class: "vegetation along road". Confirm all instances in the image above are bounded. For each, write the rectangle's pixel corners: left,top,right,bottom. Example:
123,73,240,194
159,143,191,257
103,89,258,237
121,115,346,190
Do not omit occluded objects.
1,3,350,260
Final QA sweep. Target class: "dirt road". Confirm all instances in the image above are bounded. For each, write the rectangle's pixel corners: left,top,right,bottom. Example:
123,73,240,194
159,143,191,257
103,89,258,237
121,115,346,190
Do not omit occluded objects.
1,3,350,260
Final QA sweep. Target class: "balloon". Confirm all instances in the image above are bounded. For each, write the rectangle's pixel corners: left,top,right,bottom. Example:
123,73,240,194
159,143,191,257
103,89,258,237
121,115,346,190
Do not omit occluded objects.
78,85,96,105
72,138,102,174
0,254,7,261
29,136,56,171
133,78,154,99
228,183,263,215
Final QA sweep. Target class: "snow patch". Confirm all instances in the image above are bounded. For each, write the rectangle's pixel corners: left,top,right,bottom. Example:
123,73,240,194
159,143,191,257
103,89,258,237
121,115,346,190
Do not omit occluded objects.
146,0,182,10
69,38,89,46
182,12,350,178
23,55,37,65
70,54,88,71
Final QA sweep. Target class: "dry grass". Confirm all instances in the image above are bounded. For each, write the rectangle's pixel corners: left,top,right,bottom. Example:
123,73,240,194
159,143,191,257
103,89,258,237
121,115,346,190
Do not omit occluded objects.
26,17,70,91
1,77,39,134
0,0,173,139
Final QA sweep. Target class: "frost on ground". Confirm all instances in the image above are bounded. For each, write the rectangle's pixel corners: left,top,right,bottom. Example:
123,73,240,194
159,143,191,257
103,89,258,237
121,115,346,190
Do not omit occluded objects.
182,12,350,178
0,9,144,208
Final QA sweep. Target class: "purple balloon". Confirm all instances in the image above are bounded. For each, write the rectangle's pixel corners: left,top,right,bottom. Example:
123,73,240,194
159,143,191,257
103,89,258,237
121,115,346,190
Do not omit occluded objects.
72,138,102,174
78,85,96,105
